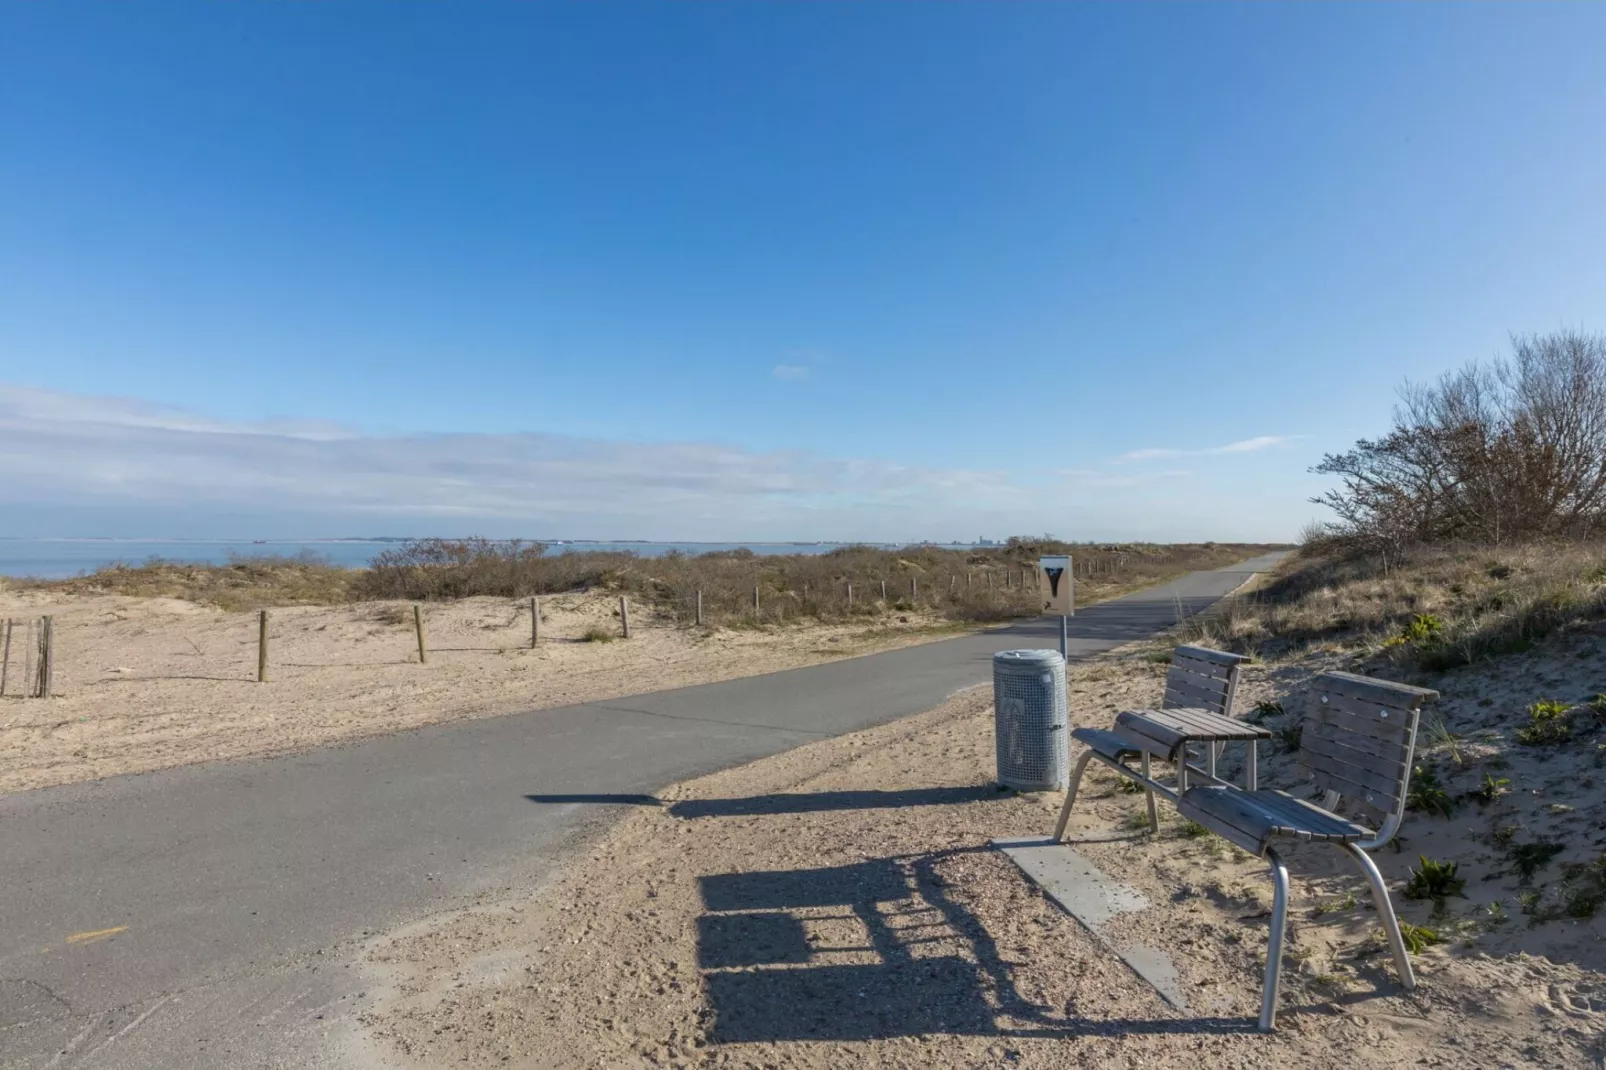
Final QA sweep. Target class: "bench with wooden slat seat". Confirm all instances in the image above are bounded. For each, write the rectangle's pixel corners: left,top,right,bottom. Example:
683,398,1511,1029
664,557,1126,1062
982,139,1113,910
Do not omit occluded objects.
1059,645,1251,837
1048,668,1438,1032
1169,671,1437,1032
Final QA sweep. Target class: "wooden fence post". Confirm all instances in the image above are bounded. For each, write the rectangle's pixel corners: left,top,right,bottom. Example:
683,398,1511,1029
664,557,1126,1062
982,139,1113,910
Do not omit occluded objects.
620,595,631,638
37,615,54,698
910,577,917,600
880,580,887,600
414,604,428,664
846,582,853,607
695,589,704,627
531,596,540,646
258,610,270,683
0,618,11,697
753,586,760,618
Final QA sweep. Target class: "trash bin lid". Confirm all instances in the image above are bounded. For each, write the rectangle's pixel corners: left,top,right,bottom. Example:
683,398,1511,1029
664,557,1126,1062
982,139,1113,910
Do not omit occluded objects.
993,648,1065,670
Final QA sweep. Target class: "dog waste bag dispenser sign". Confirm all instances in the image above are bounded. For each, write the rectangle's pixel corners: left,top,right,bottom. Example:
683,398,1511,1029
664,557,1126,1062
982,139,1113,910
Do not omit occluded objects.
1038,555,1072,615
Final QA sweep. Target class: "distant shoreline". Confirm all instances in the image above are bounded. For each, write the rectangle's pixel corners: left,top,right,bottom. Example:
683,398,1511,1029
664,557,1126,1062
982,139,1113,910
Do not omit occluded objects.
0,537,992,580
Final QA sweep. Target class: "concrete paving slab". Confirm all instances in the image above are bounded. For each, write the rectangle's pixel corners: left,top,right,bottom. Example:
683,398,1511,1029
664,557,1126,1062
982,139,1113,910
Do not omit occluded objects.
993,835,1188,1010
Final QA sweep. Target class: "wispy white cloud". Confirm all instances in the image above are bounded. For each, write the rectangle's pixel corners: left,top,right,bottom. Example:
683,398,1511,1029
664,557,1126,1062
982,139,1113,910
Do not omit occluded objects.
0,385,1043,538
1117,435,1297,463
771,363,810,382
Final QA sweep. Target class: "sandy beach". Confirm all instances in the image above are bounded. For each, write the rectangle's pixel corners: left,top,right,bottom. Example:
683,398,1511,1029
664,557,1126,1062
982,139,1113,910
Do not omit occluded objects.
0,587,963,795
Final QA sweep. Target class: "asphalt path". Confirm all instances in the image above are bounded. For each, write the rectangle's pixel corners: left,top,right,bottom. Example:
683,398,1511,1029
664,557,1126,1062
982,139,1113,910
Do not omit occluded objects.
0,552,1286,1068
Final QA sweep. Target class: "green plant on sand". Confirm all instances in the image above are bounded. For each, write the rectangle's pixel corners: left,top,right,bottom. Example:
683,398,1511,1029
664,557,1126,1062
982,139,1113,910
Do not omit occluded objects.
1516,698,1574,746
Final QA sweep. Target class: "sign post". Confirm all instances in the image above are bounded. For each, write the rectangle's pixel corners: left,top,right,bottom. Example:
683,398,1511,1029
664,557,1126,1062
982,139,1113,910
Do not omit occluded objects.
1037,555,1073,657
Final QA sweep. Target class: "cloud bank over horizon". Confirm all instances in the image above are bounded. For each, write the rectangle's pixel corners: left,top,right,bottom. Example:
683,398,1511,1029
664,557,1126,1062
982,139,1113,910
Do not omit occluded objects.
0,385,1305,542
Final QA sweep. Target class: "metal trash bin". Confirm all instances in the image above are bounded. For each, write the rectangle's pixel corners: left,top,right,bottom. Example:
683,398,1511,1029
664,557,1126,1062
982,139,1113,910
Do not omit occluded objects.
992,649,1068,791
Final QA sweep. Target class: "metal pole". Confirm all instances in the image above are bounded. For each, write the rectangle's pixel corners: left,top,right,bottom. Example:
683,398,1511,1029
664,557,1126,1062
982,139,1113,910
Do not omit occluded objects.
1060,614,1068,659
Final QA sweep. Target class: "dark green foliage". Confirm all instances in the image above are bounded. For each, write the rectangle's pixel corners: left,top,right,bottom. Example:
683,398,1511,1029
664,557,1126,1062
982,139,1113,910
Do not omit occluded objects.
1508,841,1565,883
1246,699,1284,724
1471,772,1511,807
1404,856,1466,908
1516,698,1575,745
1398,922,1441,954
1401,613,1444,643
1407,765,1455,818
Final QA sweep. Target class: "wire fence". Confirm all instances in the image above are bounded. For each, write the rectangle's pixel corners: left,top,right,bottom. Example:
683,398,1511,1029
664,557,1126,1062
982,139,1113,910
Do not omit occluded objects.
2,546,1217,698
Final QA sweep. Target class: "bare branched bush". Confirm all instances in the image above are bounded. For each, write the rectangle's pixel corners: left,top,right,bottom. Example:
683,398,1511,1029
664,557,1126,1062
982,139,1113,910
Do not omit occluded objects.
356,537,1265,629
1313,329,1606,550
23,539,1278,628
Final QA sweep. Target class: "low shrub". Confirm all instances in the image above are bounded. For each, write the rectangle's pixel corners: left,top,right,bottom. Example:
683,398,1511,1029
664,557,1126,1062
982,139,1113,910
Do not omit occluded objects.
1508,841,1565,883
1403,856,1466,910
1516,698,1575,746
1407,766,1455,818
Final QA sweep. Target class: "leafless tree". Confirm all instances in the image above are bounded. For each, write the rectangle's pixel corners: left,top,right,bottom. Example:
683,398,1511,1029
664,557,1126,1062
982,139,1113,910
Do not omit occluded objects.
1312,329,1606,547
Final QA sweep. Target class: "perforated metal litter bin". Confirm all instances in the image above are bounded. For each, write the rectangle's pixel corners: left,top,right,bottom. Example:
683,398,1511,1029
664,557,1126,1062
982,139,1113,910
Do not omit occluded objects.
992,649,1068,791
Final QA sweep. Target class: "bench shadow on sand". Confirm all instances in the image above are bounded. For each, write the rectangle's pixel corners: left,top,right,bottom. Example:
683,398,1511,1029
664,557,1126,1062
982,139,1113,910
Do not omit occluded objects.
694,851,1255,1044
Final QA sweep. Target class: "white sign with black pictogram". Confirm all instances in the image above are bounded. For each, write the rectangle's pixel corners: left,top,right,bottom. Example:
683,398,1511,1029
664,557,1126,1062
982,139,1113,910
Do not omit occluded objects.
1037,555,1073,615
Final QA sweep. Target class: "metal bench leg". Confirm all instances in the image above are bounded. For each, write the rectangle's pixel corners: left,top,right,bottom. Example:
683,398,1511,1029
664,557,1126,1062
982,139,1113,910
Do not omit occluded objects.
1342,842,1416,991
1258,847,1291,1032
1053,749,1097,842
1140,753,1158,832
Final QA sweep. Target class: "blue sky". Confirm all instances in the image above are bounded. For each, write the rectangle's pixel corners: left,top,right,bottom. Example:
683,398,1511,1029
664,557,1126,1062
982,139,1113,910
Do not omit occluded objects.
2,4,1603,542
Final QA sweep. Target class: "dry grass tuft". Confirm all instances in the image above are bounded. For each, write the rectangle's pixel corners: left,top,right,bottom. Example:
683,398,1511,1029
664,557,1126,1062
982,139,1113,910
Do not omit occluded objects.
1181,540,1606,669
14,553,355,612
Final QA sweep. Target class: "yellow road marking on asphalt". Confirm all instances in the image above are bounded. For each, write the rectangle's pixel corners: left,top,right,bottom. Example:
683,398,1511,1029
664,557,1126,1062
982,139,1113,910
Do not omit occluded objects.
66,926,128,945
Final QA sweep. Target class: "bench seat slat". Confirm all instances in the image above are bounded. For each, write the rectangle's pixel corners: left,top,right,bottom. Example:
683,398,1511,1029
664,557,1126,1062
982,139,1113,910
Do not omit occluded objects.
1178,786,1372,854
1113,711,1190,756
1170,658,1234,685
1301,732,1410,781
1306,701,1413,746
1304,719,1409,762
1070,727,1141,760
1310,767,1400,813
1165,677,1231,710
1319,671,1439,710
1172,645,1250,669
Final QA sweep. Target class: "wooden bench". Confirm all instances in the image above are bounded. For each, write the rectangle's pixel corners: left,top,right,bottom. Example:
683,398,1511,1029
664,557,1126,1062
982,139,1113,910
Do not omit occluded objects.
1057,669,1438,1031
1179,671,1439,1030
1056,645,1250,836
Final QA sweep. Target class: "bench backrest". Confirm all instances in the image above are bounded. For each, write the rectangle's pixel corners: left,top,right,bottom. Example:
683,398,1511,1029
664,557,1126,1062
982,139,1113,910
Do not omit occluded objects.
1301,671,1440,833
1163,645,1249,718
